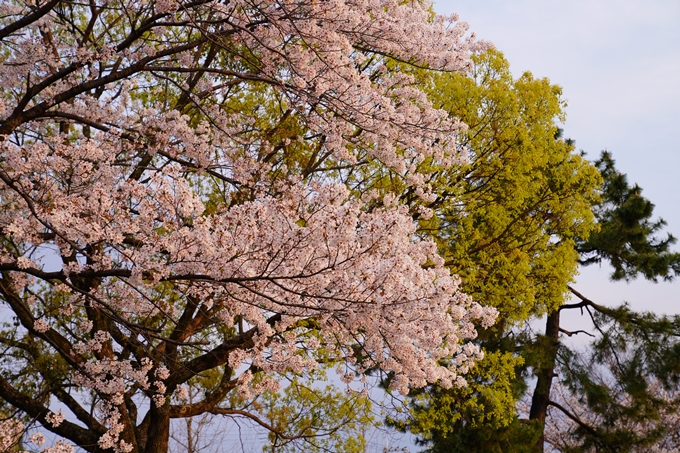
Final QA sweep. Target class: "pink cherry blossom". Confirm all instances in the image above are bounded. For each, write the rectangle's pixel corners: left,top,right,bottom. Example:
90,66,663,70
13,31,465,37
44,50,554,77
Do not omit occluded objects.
0,0,495,451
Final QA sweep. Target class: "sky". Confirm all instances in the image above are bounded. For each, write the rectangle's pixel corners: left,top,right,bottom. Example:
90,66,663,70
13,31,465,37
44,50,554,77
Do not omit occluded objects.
432,0,680,322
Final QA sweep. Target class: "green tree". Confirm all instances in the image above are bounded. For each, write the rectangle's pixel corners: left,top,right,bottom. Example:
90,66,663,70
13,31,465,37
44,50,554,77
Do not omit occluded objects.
382,49,601,452
576,150,680,281
425,50,600,322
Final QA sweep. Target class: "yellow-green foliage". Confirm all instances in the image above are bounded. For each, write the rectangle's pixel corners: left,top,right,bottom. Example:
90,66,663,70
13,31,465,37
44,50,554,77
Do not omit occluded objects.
425,49,600,322
398,49,601,445
398,350,523,436
259,376,375,453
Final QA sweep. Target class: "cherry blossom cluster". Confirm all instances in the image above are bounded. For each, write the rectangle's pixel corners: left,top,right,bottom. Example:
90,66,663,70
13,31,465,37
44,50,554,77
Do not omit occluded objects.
1,134,497,386
0,420,73,453
0,0,496,450
0,420,23,452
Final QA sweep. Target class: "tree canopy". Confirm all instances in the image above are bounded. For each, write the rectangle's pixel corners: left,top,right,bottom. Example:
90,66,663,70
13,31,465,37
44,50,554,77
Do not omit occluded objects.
0,1,498,451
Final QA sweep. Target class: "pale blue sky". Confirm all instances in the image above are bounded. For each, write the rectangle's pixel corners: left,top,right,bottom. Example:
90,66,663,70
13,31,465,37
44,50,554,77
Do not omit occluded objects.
434,0,680,318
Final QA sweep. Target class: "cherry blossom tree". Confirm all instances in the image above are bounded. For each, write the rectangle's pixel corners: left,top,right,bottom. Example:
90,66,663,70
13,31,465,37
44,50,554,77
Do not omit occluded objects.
0,0,497,452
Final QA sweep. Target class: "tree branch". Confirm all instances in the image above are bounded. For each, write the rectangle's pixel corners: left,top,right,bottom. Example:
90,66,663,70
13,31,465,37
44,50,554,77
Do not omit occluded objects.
548,400,599,437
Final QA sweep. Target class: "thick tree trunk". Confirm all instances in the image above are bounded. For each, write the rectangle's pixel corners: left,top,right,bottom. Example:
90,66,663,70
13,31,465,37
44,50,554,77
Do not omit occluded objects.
145,404,170,453
529,310,561,452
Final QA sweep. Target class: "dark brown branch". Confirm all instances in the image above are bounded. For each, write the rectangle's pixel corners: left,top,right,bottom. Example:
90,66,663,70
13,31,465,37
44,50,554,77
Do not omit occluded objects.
171,328,256,385
52,386,107,435
210,408,302,440
37,111,136,141
0,374,100,451
548,400,599,437
559,328,595,338
0,262,373,289
0,0,63,40
172,314,281,385
0,275,85,370
168,365,235,418
561,286,609,312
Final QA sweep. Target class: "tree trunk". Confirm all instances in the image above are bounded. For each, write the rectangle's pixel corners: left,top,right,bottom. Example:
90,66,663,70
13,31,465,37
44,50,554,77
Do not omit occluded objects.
529,309,561,452
145,404,170,453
